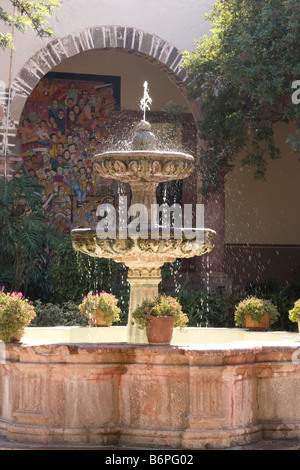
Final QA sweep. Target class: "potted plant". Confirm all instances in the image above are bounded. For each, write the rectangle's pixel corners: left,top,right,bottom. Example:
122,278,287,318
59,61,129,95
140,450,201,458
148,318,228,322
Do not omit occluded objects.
132,294,189,344
79,291,121,326
288,299,300,332
234,296,279,331
0,287,36,343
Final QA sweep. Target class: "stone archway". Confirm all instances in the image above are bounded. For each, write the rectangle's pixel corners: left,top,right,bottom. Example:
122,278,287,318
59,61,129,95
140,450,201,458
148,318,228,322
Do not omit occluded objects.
9,25,200,141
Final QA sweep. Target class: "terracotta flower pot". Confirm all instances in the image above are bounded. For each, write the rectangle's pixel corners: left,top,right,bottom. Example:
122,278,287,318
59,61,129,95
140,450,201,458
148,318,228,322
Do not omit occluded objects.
146,316,175,345
245,314,270,331
89,309,110,327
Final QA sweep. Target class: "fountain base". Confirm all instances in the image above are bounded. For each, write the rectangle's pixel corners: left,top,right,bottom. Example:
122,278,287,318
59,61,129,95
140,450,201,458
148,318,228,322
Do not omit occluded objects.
1,335,300,449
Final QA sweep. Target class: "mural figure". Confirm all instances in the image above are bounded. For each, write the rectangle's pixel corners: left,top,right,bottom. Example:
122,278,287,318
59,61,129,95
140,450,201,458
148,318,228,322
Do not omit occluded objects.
19,72,120,232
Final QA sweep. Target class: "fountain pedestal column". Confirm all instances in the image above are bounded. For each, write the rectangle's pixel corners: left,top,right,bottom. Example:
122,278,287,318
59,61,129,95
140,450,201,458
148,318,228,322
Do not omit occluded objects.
127,265,162,343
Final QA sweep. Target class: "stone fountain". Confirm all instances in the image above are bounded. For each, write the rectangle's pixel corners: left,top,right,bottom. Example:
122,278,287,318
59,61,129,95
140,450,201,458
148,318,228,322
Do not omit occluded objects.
71,83,215,343
2,88,299,447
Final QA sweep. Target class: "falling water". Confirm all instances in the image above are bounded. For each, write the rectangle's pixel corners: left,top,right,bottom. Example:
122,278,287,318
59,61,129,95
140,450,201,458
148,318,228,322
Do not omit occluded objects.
140,81,152,121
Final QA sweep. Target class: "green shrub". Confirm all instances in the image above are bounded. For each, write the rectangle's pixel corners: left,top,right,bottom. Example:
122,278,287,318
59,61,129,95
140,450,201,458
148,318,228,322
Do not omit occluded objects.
176,276,300,331
32,300,88,327
177,280,244,328
0,175,61,300
49,235,121,303
270,280,300,331
289,299,300,323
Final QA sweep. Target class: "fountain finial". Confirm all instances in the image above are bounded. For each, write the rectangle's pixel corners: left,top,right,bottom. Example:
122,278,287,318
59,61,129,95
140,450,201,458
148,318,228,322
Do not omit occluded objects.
132,82,156,150
140,81,152,121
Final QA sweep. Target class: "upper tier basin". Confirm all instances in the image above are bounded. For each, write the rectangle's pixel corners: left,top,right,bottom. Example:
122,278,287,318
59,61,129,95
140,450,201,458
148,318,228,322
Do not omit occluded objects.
93,150,195,183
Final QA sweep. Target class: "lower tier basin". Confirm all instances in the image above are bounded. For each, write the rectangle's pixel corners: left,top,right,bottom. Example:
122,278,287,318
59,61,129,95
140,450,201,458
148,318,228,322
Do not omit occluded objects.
0,327,300,449
20,326,300,345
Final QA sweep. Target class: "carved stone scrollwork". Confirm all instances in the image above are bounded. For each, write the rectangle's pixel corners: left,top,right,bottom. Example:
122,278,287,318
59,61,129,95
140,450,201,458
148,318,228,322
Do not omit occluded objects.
128,160,138,174
151,160,161,174
72,229,215,267
114,160,127,173
163,161,177,176
93,162,104,176
93,150,194,184
137,238,175,254
127,266,162,279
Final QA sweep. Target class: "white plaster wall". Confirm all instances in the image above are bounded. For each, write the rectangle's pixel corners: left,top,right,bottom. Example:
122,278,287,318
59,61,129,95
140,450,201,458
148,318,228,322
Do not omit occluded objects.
0,0,14,86
225,123,300,245
0,0,214,86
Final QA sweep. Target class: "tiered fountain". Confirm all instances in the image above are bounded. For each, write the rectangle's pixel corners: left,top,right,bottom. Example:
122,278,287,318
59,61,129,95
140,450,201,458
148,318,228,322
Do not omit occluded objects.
71,83,215,342
1,84,299,450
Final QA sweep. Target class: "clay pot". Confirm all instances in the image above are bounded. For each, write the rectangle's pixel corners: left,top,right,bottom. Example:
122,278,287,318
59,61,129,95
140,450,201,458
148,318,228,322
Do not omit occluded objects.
146,316,175,345
245,314,270,331
89,309,110,327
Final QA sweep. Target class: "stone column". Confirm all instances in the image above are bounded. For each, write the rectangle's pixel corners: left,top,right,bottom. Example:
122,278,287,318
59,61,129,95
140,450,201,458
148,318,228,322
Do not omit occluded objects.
127,265,162,343
130,181,158,215
200,165,233,293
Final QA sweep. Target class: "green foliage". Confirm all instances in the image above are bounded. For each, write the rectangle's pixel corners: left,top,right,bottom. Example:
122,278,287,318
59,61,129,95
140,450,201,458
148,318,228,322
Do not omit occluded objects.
32,300,88,327
178,282,244,328
246,276,300,331
48,235,129,323
182,0,300,193
132,294,189,330
49,235,124,300
0,175,60,298
234,296,279,327
78,291,121,325
289,299,300,323
132,298,155,329
0,288,36,342
176,276,300,330
0,0,60,50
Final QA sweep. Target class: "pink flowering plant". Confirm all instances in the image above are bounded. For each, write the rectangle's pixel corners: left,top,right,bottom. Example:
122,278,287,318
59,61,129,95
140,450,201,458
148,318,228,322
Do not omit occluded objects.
289,299,300,323
79,291,121,325
0,287,36,343
234,296,279,328
132,295,189,330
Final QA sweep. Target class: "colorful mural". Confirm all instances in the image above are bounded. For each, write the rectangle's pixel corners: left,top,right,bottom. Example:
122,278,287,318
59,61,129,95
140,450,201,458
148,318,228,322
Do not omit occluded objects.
19,72,120,232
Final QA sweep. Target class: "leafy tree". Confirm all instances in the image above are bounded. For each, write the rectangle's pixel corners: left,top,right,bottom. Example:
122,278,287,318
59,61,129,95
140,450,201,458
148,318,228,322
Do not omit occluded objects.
0,174,60,297
182,0,300,193
0,0,60,50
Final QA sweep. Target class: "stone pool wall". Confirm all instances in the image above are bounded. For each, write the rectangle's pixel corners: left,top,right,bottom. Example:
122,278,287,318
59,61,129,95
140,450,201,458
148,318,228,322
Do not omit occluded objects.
0,342,300,449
